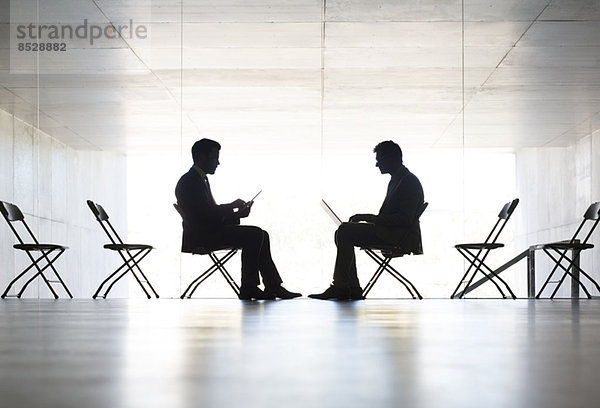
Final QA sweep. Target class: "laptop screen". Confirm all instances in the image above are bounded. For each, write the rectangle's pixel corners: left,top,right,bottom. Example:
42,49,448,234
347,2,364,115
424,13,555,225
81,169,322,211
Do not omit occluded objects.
321,199,343,226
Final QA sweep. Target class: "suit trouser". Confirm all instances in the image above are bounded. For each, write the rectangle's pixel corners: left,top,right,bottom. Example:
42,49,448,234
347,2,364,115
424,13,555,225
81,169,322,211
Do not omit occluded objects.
208,225,283,288
333,222,394,288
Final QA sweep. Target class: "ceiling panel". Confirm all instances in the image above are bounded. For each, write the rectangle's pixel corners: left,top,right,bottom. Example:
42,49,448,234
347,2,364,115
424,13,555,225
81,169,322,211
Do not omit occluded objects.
0,0,599,152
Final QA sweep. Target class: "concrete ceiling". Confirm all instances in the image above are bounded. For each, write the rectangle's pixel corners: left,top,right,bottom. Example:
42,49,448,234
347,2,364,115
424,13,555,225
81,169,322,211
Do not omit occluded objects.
0,0,599,152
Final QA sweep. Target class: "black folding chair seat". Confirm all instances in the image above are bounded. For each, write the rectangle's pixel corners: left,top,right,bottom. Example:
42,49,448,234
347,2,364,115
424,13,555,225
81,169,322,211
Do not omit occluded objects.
87,200,159,299
103,243,153,251
1,200,73,299
188,244,236,255
13,243,65,251
360,202,428,299
455,243,504,250
536,202,600,299
451,198,519,299
174,204,241,299
544,242,593,251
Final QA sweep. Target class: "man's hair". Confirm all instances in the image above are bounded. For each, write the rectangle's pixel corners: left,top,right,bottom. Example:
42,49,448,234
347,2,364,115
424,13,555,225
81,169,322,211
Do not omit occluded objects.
192,138,221,162
374,140,403,163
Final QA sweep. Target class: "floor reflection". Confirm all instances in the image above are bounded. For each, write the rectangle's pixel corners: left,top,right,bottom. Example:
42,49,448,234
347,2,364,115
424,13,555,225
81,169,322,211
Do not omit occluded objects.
1,299,600,408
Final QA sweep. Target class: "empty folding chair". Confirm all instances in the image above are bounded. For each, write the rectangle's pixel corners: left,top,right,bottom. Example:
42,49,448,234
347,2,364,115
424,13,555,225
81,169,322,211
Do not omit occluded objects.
360,202,428,299
1,200,72,299
174,204,240,298
535,202,600,299
450,198,519,299
87,200,158,299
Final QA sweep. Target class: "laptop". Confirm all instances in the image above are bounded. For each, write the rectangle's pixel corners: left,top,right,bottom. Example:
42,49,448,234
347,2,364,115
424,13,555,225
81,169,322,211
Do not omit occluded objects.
321,199,343,226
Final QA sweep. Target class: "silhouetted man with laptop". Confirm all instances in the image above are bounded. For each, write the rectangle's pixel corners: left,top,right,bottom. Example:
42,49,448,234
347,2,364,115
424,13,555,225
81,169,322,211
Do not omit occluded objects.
175,138,301,300
310,141,424,300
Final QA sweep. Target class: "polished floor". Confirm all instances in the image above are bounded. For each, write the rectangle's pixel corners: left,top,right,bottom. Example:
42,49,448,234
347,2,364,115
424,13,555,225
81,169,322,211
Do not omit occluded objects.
0,299,599,408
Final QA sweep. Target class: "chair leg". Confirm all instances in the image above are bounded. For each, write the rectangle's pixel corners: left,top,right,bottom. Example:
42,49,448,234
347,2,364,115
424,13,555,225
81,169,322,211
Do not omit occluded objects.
110,249,152,299
451,250,482,299
476,261,517,299
2,255,41,298
46,249,73,298
17,261,59,299
181,266,219,299
378,258,423,300
209,252,240,296
104,249,153,299
94,249,153,299
11,250,64,299
362,260,387,298
363,249,420,299
187,250,238,298
545,249,594,299
563,250,600,295
458,248,508,299
93,263,129,299
102,266,150,299
123,248,159,298
536,247,573,298
459,249,514,299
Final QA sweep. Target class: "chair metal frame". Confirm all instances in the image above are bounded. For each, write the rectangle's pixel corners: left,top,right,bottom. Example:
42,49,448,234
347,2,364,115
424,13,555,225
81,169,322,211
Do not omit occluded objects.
450,198,519,299
360,202,429,299
173,204,240,298
1,200,73,299
535,202,600,299
87,200,159,299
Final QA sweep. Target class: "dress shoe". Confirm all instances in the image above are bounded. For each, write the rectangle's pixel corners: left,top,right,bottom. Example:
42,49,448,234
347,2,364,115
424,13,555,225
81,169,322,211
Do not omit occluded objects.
349,286,365,300
308,285,350,300
264,285,302,299
238,286,276,300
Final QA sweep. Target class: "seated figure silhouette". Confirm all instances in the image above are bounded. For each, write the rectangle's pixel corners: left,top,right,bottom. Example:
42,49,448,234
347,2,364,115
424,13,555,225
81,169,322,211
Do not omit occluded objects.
310,141,425,300
175,138,301,300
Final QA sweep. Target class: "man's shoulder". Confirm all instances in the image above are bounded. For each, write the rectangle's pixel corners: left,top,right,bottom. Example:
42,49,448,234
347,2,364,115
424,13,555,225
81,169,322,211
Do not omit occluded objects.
176,168,201,191
179,167,200,182
405,169,421,183
400,168,424,195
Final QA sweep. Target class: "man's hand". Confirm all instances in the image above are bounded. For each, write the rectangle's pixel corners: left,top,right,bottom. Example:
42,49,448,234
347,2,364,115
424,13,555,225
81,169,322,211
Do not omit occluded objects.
349,213,377,223
238,201,253,218
229,199,246,210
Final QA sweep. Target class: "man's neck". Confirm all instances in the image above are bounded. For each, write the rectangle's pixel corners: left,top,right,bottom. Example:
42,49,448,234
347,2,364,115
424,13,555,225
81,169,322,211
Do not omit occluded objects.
193,164,208,179
388,163,403,176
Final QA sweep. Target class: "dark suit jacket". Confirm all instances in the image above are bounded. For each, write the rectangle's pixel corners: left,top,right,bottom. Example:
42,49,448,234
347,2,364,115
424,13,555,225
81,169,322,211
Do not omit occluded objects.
175,166,239,252
374,165,424,253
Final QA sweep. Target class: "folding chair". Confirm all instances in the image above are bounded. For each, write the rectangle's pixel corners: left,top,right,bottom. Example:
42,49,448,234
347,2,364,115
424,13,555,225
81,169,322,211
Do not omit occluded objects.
361,202,428,299
173,204,240,298
450,198,519,299
87,200,159,299
0,200,73,299
535,202,600,299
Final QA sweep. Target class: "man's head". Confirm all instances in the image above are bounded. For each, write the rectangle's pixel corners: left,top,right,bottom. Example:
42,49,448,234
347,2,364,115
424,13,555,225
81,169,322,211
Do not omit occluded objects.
374,140,403,174
192,138,221,174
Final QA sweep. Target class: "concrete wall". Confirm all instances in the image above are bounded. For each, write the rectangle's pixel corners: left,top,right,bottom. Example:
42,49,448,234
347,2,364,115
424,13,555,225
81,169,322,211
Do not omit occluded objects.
515,130,600,297
0,108,128,298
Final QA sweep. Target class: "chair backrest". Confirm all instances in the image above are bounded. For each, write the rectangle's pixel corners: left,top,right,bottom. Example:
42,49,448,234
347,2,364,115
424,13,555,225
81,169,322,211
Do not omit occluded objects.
583,202,600,221
498,198,519,220
173,203,184,220
415,201,428,222
0,200,40,245
87,200,124,245
483,198,519,245
0,201,25,222
570,201,600,245
87,200,110,221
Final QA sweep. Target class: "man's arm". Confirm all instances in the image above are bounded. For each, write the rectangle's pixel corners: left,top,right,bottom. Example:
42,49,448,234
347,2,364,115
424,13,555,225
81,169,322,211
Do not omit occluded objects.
176,173,240,225
349,214,377,223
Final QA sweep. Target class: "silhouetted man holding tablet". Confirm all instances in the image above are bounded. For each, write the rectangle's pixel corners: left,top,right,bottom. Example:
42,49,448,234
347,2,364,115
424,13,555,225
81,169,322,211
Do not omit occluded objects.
310,141,424,300
175,138,301,300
